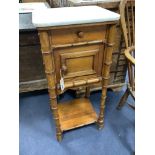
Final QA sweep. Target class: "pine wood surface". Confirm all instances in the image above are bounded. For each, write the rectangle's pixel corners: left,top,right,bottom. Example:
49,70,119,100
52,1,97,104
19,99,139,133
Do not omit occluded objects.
58,98,97,131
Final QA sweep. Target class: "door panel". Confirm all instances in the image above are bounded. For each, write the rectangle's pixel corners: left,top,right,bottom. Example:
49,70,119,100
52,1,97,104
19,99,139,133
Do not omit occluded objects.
54,44,104,83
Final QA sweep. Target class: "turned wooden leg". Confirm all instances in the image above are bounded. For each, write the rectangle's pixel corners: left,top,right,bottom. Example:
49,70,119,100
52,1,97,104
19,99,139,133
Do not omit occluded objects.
39,31,62,141
97,91,106,129
117,88,129,110
97,24,116,129
85,86,90,98
49,95,62,142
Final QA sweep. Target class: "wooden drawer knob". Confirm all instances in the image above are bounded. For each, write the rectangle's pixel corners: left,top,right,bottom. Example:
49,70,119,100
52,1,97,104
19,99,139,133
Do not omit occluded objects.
77,31,84,38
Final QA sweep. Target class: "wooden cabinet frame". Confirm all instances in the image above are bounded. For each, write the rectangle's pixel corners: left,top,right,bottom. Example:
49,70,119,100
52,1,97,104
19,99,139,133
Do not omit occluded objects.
37,22,116,141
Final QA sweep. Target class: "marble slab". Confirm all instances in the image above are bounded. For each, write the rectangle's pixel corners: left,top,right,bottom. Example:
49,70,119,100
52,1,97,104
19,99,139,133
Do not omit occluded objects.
68,0,120,5
32,6,120,27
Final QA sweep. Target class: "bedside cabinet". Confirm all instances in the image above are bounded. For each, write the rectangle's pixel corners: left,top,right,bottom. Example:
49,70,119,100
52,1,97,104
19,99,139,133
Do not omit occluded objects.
32,6,120,141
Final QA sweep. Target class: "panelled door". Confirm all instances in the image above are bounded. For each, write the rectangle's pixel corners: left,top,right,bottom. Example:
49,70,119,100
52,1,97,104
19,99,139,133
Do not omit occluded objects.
54,44,104,83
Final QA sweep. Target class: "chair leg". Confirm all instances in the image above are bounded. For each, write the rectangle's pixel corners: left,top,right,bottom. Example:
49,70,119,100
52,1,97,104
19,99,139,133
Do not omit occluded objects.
127,103,135,110
117,89,129,110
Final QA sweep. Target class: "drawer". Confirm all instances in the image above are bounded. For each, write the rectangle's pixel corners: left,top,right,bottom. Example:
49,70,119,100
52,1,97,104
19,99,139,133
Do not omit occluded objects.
51,25,107,45
54,44,104,83
19,31,40,46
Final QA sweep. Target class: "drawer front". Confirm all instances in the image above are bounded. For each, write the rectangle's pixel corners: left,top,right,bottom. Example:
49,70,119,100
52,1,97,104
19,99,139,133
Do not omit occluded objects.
54,44,104,82
51,25,107,45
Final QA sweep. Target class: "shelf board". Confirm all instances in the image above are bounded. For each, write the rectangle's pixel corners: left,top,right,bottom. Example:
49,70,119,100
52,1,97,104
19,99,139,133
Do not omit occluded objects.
58,98,97,131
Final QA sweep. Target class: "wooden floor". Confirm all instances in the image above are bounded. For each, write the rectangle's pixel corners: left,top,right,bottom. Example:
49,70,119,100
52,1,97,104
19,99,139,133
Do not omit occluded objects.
58,98,97,131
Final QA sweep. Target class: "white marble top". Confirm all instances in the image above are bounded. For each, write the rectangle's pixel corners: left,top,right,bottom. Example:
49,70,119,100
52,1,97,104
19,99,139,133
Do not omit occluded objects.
19,2,48,13
32,6,120,27
68,0,120,4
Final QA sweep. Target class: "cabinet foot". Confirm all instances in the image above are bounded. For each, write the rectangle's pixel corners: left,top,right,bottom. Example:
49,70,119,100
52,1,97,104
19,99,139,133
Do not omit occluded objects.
56,132,63,142
97,119,104,130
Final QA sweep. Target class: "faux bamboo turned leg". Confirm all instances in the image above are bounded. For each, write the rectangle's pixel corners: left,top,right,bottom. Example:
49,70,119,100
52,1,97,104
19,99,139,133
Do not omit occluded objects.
97,25,116,129
48,88,62,141
117,88,129,110
39,31,62,141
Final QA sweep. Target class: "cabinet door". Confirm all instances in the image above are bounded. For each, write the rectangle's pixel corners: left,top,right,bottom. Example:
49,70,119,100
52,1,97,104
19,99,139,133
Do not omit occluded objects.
54,44,104,82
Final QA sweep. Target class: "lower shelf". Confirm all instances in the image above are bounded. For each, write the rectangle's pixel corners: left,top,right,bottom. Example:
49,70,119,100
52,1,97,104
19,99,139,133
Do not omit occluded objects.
58,98,97,131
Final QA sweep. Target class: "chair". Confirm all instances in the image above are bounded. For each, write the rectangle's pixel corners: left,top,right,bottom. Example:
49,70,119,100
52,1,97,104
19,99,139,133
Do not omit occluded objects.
117,0,135,110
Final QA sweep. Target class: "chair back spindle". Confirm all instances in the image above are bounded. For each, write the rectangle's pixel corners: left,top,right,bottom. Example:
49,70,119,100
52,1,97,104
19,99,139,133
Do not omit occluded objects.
120,0,135,48
120,0,135,92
